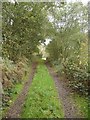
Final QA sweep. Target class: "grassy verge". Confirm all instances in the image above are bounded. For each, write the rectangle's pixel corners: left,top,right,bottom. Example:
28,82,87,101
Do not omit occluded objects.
21,64,64,118
70,93,88,118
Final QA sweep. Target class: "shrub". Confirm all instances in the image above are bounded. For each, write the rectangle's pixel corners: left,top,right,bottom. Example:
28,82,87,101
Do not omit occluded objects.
1,57,29,111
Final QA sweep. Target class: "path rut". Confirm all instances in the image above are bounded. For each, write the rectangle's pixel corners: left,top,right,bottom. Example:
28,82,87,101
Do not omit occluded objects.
46,63,82,118
5,63,37,118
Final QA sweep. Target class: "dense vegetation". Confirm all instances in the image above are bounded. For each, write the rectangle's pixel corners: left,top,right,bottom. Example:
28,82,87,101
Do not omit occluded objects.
1,57,29,115
2,2,46,61
46,2,88,95
1,1,89,118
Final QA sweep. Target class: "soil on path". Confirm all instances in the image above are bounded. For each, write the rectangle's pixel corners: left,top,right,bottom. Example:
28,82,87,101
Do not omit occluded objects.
5,63,37,118
46,63,82,118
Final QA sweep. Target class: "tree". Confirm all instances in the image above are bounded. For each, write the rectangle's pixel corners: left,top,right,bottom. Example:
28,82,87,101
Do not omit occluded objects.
2,2,51,62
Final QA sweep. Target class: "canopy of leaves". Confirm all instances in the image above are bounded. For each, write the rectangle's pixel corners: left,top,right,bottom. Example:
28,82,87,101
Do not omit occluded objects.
2,2,53,62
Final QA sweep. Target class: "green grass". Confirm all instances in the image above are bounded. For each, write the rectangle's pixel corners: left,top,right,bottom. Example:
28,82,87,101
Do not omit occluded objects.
9,83,23,103
71,94,88,118
21,64,64,118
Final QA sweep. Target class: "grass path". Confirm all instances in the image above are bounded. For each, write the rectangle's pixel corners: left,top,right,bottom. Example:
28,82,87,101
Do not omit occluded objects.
4,62,88,118
21,64,64,118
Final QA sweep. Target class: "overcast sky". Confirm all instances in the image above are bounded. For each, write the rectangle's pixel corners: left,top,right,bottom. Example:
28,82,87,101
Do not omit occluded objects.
66,0,89,5
10,0,89,4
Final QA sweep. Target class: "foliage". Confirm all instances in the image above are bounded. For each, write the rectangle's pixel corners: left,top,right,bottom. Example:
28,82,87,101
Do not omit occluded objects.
2,2,51,62
21,64,64,118
46,2,88,95
65,62,88,95
2,2,53,114
1,57,29,113
1,1,89,117
2,57,28,86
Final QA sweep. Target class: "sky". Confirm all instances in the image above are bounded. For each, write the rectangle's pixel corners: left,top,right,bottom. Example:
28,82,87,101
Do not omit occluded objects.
66,0,89,5
10,0,89,4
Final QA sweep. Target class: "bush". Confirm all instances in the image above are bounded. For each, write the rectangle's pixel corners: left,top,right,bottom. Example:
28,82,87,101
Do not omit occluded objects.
1,57,29,110
64,62,88,95
52,59,88,95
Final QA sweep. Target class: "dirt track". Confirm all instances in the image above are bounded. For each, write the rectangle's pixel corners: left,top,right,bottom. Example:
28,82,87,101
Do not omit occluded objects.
3,62,84,118
5,63,37,118
46,63,83,118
